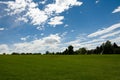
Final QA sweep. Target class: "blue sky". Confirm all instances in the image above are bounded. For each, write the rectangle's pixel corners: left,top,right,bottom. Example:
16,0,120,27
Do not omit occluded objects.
0,0,120,53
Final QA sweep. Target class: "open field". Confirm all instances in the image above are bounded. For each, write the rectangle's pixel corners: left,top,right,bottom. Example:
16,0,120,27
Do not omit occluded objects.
0,55,120,80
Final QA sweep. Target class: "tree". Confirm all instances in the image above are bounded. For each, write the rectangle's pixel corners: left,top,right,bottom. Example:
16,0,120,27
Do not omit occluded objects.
63,49,68,55
45,51,50,55
75,49,81,54
80,47,87,54
68,45,74,55
113,42,119,48
113,42,120,54
21,53,25,55
113,48,120,54
3,53,6,55
103,40,113,54
12,52,19,55
99,43,105,54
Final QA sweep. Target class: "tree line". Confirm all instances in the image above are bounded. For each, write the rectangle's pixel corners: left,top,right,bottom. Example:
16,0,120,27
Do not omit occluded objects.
2,40,120,55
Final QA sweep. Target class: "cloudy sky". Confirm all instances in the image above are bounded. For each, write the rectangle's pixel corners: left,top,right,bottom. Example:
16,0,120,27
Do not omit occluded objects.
0,0,120,54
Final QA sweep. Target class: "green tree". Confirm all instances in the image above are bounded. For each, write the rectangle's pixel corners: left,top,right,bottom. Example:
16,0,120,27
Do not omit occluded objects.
113,42,120,54
80,47,87,54
75,49,81,54
12,52,19,55
68,45,74,55
63,49,68,55
113,42,119,48
103,40,113,54
3,53,6,55
45,51,50,55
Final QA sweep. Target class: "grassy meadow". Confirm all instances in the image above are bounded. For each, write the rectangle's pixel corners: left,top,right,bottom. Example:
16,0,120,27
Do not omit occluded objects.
0,55,120,80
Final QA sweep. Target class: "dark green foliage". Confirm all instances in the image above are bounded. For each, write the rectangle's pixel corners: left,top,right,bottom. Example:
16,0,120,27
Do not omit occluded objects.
63,49,68,55
80,48,87,54
21,53,26,55
103,40,113,54
45,51,50,55
12,52,19,55
33,53,41,55
113,48,120,54
68,45,74,55
62,45,74,55
3,53,6,55
113,43,119,48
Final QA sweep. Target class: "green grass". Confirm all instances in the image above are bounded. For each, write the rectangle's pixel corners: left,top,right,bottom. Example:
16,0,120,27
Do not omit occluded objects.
0,55,120,80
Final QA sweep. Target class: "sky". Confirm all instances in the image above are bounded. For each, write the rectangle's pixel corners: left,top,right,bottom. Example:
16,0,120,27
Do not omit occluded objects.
0,0,120,54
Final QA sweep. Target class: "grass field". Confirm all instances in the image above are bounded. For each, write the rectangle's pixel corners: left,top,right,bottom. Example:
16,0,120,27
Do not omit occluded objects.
0,55,120,80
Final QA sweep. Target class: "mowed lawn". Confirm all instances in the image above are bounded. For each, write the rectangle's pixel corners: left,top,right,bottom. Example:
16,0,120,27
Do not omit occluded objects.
0,55,120,80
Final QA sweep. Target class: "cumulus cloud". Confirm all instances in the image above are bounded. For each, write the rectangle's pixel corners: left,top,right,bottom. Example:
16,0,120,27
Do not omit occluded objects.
0,0,83,29
26,8,48,26
13,34,62,53
88,23,120,38
0,44,9,54
112,6,120,13
44,0,82,14
43,34,61,44
0,28,5,31
48,16,64,27
16,17,28,23
0,34,63,53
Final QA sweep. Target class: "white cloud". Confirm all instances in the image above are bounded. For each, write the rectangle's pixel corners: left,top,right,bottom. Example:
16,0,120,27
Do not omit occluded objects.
88,23,120,38
95,0,99,4
61,32,68,37
111,36,120,45
39,0,47,5
14,34,62,53
21,38,27,41
0,44,9,54
16,17,28,23
40,33,44,36
48,16,64,27
0,28,5,31
66,23,120,50
26,8,48,26
112,6,120,13
0,34,62,53
100,30,120,39
45,0,82,14
0,0,83,29
85,23,120,49
81,39,105,45
64,24,69,27
67,37,105,50
20,35,30,41
43,34,61,44
4,0,29,15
